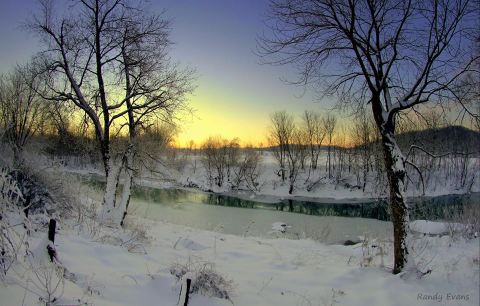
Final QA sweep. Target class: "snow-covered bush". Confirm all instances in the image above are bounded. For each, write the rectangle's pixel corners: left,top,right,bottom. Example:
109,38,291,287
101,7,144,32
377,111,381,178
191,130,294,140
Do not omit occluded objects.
16,162,80,220
1,165,68,300
0,166,28,277
23,260,65,305
444,204,480,240
358,235,387,268
92,219,150,255
73,198,100,238
170,260,234,301
119,220,149,254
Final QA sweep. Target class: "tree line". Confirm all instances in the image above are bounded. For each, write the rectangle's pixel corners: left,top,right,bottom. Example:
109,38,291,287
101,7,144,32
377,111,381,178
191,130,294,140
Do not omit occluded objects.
267,109,478,196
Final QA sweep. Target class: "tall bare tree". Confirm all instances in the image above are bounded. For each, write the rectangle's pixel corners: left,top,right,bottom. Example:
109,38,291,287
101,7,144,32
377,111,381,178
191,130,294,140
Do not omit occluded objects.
30,0,194,223
260,0,479,273
117,9,194,225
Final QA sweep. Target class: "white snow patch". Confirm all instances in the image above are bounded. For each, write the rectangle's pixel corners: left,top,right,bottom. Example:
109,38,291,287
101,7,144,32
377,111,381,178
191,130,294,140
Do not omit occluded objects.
410,220,449,235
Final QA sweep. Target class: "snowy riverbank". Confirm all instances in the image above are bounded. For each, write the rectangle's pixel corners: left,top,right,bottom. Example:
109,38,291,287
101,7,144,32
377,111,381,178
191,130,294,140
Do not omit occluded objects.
62,166,480,207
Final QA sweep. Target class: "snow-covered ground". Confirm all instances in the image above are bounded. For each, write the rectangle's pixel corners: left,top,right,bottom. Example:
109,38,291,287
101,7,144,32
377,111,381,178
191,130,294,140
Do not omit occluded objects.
1,215,478,306
2,151,476,305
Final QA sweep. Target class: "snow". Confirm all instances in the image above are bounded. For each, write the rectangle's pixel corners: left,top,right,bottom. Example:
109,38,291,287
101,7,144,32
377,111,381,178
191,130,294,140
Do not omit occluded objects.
410,220,449,235
410,220,469,236
1,216,478,306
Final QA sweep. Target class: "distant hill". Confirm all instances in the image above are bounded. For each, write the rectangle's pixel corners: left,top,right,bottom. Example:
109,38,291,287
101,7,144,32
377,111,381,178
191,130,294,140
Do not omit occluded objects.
395,126,480,155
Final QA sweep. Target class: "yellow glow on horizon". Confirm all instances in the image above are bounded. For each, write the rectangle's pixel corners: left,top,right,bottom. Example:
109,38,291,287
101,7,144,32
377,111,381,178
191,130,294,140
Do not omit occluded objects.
175,83,270,147
59,82,356,149
174,88,360,148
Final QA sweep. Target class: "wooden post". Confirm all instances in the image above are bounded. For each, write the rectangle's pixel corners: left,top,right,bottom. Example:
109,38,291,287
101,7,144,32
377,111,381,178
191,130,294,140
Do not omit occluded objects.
47,219,56,262
48,219,56,243
183,278,191,306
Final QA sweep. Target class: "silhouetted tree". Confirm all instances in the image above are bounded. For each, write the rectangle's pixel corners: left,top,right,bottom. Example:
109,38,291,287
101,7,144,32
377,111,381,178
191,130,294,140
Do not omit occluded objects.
268,111,295,181
260,0,479,273
323,114,336,178
30,0,194,223
302,110,326,172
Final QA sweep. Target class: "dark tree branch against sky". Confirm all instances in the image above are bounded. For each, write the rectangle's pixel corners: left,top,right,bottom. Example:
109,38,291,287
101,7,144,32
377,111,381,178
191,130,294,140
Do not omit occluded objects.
1,0,478,146
0,0,330,146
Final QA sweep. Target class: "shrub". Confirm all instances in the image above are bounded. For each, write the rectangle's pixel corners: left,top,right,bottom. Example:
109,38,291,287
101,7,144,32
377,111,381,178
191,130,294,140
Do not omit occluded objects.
170,260,234,301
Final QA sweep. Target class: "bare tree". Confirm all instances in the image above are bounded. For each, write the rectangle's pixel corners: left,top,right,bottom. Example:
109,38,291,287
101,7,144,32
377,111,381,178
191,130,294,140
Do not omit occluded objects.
302,110,326,172
0,62,49,167
260,0,479,273
200,136,241,188
30,0,194,223
232,146,262,191
116,8,194,225
286,127,306,194
322,114,336,179
333,125,347,183
351,109,374,191
187,140,198,174
268,111,295,181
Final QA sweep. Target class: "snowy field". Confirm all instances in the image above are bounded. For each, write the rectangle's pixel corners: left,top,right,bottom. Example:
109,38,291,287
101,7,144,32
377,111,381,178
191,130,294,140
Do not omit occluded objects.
1,150,478,306
0,215,478,306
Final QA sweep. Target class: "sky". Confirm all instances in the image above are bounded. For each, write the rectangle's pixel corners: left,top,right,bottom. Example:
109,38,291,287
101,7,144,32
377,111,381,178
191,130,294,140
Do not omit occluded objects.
0,0,338,147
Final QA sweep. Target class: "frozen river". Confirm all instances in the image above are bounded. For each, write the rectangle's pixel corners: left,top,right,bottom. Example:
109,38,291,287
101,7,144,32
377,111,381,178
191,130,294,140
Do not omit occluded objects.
130,187,479,243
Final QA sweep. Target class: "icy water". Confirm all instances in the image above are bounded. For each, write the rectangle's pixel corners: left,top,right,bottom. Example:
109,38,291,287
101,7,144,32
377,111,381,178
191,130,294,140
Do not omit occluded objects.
78,173,477,243
129,186,479,243
131,193,392,244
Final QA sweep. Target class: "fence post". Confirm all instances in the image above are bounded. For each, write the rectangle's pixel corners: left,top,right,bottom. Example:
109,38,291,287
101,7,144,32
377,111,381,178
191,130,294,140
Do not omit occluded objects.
47,219,56,262
183,278,191,306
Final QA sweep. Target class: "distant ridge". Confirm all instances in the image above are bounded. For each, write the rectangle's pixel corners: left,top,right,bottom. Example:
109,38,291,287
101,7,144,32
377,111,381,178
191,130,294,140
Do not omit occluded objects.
395,125,480,155
264,126,479,154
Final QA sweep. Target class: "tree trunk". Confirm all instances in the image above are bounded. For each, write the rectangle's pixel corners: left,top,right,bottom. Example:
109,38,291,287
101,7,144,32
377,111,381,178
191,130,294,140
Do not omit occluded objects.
100,140,110,177
120,145,135,227
381,131,410,274
327,145,331,178
102,158,122,222
12,146,22,168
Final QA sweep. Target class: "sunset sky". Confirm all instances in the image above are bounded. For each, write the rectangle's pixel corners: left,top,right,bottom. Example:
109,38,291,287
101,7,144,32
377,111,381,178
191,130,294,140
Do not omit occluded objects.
0,0,340,147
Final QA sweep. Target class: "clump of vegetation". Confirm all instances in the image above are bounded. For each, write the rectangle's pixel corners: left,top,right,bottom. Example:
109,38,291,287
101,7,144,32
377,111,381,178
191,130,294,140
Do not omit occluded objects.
170,260,234,301
0,166,27,277
201,136,262,190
